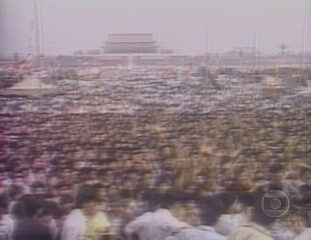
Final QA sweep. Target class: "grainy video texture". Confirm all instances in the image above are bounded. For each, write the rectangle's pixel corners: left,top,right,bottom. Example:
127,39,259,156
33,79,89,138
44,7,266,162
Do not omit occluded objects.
0,1,311,240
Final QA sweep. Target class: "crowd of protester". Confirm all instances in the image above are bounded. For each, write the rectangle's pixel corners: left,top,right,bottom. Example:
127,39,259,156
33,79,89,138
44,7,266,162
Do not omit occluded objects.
0,67,311,240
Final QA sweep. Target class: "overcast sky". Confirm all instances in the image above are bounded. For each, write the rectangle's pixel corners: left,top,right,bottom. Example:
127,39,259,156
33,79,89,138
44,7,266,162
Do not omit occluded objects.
0,0,310,56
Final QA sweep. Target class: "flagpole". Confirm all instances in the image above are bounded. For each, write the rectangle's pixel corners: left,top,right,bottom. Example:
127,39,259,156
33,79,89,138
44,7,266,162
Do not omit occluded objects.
253,0,260,73
38,0,45,57
33,0,41,68
302,0,311,70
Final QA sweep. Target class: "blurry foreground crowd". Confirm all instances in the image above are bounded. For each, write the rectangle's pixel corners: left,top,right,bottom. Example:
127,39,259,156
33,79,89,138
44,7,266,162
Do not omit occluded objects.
0,159,311,240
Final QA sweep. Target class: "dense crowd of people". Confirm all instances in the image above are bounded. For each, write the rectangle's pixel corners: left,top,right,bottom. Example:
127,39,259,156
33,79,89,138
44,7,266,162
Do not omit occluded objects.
0,66,311,240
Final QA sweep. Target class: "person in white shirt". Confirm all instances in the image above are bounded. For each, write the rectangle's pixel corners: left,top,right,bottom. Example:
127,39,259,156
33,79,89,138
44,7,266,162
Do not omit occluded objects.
295,228,311,240
164,195,226,240
294,201,311,240
61,185,110,240
125,192,189,240
228,191,276,240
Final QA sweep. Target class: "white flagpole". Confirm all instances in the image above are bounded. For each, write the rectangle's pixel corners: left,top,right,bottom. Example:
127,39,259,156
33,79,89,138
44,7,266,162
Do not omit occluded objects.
38,0,45,57
33,0,41,68
302,0,311,70
253,0,260,73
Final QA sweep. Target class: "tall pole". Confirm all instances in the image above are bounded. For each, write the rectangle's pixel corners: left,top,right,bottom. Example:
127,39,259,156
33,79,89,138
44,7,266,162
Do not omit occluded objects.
33,0,42,68
302,0,311,70
253,0,260,73
205,9,212,68
38,0,45,57
206,20,212,55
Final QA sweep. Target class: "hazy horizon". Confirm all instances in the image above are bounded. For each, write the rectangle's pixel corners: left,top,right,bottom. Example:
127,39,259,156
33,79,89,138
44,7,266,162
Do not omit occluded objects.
0,0,310,56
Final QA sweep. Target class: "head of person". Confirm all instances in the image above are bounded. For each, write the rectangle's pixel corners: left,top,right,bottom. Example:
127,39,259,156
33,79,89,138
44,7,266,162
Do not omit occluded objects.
269,163,285,184
164,192,187,217
184,200,200,226
0,195,8,219
55,182,73,197
30,181,46,197
141,171,153,188
236,192,254,219
39,200,59,224
299,184,311,199
142,191,168,212
19,194,44,219
250,191,277,227
75,185,100,217
298,164,311,185
253,175,268,191
238,191,256,209
199,195,223,226
157,181,172,195
11,201,26,220
8,184,25,201
79,167,96,185
59,195,74,214
217,191,239,214
11,171,26,186
59,166,73,182
230,167,252,192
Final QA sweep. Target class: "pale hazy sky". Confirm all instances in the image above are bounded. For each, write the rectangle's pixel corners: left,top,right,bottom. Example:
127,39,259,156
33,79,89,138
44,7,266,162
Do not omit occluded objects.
0,0,310,56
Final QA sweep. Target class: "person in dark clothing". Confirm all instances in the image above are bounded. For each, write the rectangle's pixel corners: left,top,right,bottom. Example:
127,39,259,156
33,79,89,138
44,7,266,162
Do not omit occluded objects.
12,195,53,240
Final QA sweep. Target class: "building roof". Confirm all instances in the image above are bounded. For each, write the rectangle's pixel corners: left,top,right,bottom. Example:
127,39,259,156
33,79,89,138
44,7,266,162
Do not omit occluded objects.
106,34,156,43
